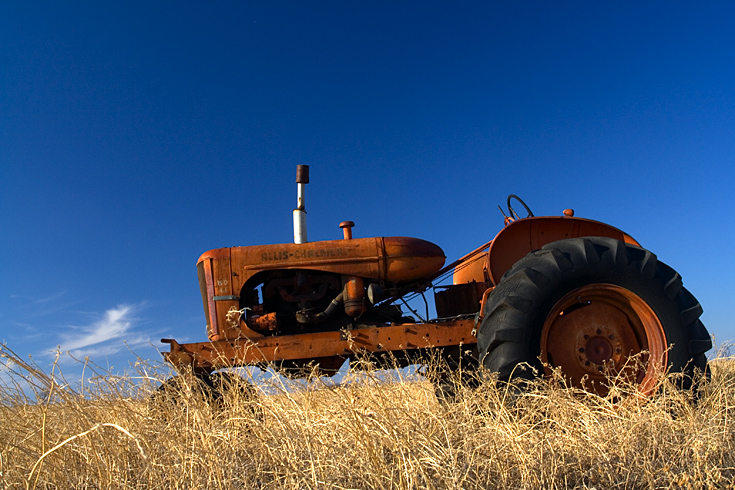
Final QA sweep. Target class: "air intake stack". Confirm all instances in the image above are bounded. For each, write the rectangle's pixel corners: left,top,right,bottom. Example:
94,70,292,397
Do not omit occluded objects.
293,165,309,244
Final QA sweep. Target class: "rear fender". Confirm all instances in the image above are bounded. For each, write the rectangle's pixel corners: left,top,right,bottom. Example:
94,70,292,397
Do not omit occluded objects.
486,216,639,285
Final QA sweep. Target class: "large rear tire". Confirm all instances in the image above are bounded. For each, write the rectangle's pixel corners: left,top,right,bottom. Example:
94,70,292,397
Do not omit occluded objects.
477,237,711,396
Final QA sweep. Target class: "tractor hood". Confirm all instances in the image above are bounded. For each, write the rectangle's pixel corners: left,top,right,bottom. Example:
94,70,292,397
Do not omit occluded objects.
197,236,446,289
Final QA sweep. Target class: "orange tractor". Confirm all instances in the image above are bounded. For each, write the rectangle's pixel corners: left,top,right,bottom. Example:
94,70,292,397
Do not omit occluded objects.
162,165,711,396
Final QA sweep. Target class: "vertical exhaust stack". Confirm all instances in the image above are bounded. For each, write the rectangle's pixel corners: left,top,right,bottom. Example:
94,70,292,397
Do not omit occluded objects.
293,165,309,244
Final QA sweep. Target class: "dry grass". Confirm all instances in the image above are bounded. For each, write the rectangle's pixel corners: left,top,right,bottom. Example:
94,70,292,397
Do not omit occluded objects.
1,345,734,490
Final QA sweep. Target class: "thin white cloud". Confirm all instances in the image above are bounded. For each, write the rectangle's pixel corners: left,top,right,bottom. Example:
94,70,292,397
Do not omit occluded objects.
53,304,153,359
61,306,132,351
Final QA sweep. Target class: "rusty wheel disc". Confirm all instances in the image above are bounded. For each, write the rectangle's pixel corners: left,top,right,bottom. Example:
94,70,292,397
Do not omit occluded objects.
540,283,668,396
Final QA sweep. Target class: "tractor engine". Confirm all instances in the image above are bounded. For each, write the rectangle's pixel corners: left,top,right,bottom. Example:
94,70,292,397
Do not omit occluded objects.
240,269,389,336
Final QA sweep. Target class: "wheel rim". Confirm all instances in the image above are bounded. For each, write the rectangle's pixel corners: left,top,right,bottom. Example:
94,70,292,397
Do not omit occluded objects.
540,284,668,396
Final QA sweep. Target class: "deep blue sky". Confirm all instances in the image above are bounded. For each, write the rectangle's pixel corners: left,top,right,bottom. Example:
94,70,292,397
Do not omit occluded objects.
2,2,734,374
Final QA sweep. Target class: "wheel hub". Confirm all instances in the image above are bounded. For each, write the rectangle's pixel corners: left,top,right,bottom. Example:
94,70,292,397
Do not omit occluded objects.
540,284,667,396
585,336,613,364
573,319,626,374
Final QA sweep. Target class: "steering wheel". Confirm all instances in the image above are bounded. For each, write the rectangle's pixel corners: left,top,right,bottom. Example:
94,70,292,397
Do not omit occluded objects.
507,194,534,220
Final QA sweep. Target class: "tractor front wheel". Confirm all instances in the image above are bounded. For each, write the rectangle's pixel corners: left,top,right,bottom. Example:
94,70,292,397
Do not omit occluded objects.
477,237,711,396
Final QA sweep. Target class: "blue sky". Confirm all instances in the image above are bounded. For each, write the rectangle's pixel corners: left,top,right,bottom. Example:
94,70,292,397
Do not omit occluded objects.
2,2,734,375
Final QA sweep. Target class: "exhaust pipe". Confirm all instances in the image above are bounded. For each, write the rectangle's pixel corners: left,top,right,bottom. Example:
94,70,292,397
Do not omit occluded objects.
293,165,309,244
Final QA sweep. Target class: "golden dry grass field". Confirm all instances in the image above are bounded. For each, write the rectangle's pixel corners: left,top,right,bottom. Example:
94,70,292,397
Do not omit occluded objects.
1,346,734,490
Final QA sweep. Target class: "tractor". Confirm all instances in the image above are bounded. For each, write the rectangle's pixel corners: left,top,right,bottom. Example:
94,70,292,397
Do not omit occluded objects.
161,165,711,397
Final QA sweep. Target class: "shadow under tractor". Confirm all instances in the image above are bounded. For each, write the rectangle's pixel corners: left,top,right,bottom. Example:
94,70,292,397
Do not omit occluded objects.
160,165,711,399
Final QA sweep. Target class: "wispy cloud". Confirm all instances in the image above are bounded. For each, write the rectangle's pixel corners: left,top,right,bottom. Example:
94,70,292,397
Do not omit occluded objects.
53,304,153,360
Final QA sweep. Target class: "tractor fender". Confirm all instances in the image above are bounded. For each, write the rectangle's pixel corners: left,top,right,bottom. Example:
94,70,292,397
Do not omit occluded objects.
486,216,639,286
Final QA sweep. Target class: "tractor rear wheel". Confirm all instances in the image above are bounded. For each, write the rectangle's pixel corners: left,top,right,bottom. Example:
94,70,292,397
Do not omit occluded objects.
477,237,711,396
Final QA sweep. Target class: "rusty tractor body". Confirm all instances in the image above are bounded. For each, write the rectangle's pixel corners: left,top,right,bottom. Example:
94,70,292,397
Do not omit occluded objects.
162,166,711,396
